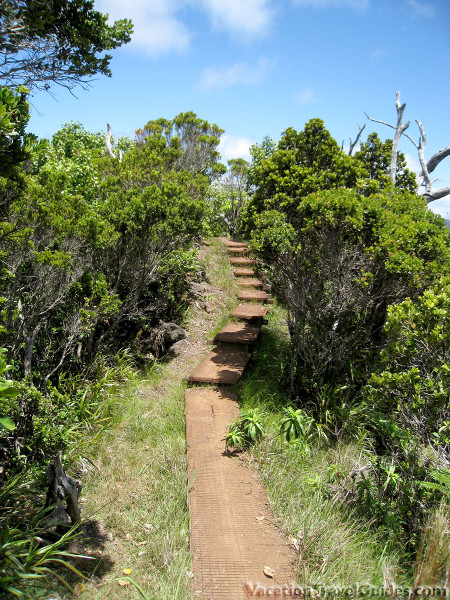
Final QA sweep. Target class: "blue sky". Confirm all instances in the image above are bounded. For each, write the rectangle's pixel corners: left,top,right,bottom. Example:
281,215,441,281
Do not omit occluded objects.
28,0,450,216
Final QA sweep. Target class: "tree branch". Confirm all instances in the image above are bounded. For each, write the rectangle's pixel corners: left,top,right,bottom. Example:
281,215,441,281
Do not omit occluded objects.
427,147,450,174
423,187,450,202
348,123,366,156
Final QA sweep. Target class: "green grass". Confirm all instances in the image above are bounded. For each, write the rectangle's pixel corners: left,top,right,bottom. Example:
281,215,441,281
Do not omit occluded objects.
235,300,406,589
63,362,191,600
44,237,242,599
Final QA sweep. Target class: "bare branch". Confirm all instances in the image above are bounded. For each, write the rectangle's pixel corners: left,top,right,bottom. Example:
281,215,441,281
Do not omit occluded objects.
364,112,396,131
348,123,366,156
427,147,450,174
423,187,450,202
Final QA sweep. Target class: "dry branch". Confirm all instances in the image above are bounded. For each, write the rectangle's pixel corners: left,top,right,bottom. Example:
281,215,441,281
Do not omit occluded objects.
45,451,82,525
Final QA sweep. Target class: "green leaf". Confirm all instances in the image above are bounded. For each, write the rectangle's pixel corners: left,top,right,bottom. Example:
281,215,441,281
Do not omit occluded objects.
0,416,15,431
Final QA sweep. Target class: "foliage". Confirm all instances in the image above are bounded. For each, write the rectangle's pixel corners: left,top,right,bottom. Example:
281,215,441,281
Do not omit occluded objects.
135,111,226,181
0,0,133,91
354,132,417,193
225,408,265,450
279,406,313,442
248,186,450,428
365,279,450,448
0,475,87,598
0,86,36,228
0,348,18,432
0,113,223,481
204,158,250,235
242,119,368,233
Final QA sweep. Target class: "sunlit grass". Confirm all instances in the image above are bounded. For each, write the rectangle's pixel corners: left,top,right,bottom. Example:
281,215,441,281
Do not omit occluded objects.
236,300,405,588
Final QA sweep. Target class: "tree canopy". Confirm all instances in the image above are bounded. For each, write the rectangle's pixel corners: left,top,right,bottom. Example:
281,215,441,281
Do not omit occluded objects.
0,0,133,91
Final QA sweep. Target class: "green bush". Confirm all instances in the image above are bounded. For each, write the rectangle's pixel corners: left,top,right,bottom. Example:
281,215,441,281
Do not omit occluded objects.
246,187,450,429
365,279,450,447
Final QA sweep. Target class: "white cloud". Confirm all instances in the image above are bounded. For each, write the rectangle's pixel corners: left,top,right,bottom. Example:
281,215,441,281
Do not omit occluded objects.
292,0,369,10
405,0,436,19
219,135,254,161
95,0,275,55
95,0,192,55
196,57,272,91
295,88,319,103
199,0,275,39
404,152,421,175
428,198,450,218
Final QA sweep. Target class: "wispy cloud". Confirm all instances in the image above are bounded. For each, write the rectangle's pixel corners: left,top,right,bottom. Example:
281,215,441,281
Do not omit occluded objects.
96,0,275,55
199,0,275,39
292,0,369,10
404,152,421,176
370,48,387,60
295,88,319,103
95,0,192,55
405,0,436,19
219,135,254,161
196,58,273,91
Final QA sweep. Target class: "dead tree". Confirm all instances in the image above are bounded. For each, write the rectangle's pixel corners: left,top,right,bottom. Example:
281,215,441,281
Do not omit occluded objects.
406,120,450,202
105,123,122,162
347,123,366,156
45,451,82,525
365,91,410,184
365,91,449,202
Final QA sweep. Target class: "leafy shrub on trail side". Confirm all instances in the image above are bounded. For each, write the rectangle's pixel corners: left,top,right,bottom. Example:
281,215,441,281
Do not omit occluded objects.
349,281,450,549
1,115,221,384
248,186,450,434
321,281,450,555
225,408,266,451
0,114,224,478
354,132,417,194
366,281,450,448
241,119,367,235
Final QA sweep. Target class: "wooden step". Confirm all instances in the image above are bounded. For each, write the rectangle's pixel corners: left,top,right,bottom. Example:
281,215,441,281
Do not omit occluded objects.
213,322,260,350
230,304,269,321
218,238,248,248
236,278,263,289
227,247,249,254
238,289,272,303
233,268,254,277
229,257,256,266
188,348,251,385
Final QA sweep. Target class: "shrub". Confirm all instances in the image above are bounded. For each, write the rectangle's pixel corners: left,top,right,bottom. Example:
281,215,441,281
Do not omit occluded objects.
247,188,450,429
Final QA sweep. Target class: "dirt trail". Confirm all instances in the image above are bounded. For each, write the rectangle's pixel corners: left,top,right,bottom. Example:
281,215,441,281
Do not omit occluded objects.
186,240,296,599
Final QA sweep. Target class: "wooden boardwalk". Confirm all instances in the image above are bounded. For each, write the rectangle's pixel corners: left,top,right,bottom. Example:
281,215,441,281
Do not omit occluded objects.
185,239,296,599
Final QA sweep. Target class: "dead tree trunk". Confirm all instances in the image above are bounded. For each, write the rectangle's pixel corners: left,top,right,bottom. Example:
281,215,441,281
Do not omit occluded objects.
365,91,410,184
105,123,122,162
45,451,82,525
105,122,115,159
365,91,449,202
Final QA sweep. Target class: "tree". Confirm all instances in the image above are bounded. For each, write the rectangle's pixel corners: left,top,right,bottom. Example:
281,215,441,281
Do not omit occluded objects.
222,158,249,234
1,115,218,381
0,85,30,216
365,91,450,202
0,0,133,92
354,132,417,193
242,119,368,233
135,112,226,182
249,188,450,428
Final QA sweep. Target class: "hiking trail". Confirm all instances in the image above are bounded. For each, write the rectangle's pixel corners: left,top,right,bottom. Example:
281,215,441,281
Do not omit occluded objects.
185,238,296,599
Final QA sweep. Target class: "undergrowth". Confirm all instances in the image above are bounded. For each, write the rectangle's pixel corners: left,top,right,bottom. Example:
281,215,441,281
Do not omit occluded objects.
235,301,412,589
